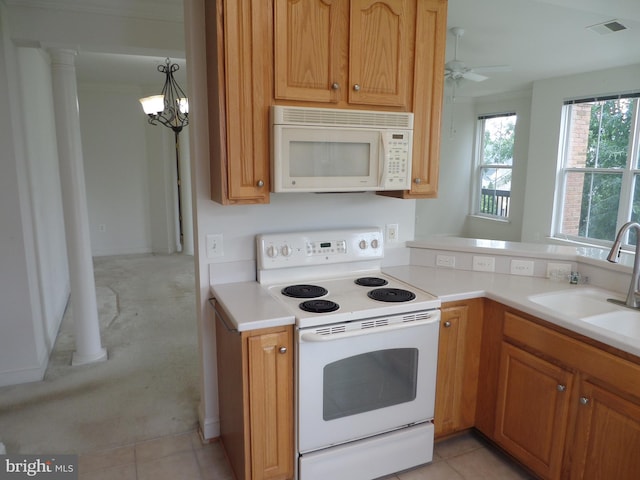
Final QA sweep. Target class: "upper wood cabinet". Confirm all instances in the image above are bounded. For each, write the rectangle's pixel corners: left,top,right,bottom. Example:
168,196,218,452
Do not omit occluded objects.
274,0,415,109
205,0,272,205
205,0,447,204
274,0,348,104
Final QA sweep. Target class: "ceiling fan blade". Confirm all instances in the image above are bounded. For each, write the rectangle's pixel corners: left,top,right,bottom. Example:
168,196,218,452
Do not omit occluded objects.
472,65,512,74
462,71,488,82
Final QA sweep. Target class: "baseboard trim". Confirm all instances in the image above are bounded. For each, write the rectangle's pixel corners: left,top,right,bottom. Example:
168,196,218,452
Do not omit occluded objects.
199,415,220,440
0,361,47,388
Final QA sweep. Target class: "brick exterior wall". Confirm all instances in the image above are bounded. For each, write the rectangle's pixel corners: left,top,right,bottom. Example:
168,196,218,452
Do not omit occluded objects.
562,104,592,235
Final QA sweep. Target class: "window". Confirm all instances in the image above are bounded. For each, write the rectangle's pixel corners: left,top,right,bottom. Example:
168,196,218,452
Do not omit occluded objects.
556,93,640,246
474,113,517,219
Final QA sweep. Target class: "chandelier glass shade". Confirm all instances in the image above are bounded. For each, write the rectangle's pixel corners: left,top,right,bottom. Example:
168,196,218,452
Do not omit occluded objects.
139,58,189,133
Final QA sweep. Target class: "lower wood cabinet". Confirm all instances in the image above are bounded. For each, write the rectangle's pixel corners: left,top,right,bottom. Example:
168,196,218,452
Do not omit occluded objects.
215,303,294,480
569,379,640,479
494,342,573,479
484,303,640,480
434,299,483,438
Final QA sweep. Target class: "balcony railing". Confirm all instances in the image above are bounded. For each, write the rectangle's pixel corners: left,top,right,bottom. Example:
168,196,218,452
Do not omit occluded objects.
481,188,511,218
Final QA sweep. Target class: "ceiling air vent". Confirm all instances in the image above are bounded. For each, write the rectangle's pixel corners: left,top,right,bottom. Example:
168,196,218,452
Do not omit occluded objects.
588,19,628,35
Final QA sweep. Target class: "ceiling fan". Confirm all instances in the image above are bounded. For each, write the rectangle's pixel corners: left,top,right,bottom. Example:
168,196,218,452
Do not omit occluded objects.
445,27,511,84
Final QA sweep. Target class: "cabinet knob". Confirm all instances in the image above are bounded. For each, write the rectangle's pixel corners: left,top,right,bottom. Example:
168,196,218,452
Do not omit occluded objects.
557,384,567,392
414,178,422,184
257,180,264,188
579,396,590,405
353,84,361,92
331,82,340,90
278,346,288,354
443,321,452,328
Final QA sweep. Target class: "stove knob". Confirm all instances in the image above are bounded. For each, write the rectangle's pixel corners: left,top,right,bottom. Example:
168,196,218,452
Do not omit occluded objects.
266,245,279,258
359,239,368,250
281,245,293,257
371,239,380,249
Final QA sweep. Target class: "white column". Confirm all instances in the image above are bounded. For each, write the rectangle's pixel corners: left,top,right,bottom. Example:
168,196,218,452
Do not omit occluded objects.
50,48,107,366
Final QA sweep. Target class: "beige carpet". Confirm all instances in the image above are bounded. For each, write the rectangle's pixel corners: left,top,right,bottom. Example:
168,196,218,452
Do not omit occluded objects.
0,254,200,454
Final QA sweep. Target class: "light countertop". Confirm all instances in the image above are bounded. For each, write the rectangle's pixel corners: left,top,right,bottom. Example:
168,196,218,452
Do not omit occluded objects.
210,281,294,332
210,266,640,358
383,265,639,358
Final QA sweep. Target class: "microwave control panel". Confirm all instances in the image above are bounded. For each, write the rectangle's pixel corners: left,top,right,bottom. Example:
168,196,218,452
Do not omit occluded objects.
381,131,412,188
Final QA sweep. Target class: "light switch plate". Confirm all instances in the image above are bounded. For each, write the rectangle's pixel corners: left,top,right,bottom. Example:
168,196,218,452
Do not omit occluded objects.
206,234,224,258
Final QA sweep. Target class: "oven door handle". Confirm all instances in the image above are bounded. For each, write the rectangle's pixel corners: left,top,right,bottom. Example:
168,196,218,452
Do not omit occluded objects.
300,316,439,342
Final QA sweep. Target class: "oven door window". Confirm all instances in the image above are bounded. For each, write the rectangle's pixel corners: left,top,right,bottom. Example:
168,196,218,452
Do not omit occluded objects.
323,348,418,421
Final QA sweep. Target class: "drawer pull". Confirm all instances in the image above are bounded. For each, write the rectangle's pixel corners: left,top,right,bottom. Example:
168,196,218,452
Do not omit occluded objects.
443,321,452,328
579,396,590,405
279,346,288,354
557,384,566,392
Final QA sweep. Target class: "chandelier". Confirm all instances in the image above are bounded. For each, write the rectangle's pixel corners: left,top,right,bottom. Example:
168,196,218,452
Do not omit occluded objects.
139,58,189,133
139,57,189,250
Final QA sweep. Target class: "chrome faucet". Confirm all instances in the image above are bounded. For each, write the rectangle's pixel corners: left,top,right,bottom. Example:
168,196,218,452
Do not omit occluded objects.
607,221,640,309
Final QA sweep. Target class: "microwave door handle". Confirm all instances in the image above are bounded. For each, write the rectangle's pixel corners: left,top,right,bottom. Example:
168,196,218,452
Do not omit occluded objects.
300,315,438,343
379,132,388,187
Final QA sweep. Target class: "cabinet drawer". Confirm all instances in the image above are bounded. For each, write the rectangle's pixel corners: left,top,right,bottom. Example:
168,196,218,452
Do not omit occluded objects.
503,311,640,401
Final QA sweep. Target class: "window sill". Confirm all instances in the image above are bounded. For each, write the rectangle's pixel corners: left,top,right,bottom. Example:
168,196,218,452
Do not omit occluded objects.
468,214,511,224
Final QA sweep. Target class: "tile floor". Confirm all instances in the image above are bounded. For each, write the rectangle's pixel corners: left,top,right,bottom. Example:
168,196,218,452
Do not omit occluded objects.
78,429,534,480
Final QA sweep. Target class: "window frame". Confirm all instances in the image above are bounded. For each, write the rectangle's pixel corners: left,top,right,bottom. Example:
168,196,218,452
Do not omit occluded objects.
553,93,640,248
472,111,517,221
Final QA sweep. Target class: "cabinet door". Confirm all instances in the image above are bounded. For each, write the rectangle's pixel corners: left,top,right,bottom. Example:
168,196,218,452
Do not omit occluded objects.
348,0,414,108
247,329,294,480
274,0,348,103
376,0,446,199
207,0,271,205
434,300,483,438
494,342,573,479
570,380,640,479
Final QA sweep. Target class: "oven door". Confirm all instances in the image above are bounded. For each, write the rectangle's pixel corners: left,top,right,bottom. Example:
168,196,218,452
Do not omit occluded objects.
297,310,440,454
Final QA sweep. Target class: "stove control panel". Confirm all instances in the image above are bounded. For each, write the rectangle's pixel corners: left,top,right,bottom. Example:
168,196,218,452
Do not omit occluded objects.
257,228,384,270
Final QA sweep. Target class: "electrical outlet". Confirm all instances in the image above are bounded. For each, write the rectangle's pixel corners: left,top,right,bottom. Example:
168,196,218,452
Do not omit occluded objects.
473,256,496,272
436,254,456,268
510,259,534,276
206,234,224,258
386,224,399,242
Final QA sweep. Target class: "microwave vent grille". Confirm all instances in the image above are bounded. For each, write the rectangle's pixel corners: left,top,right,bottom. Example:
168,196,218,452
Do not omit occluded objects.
279,107,413,129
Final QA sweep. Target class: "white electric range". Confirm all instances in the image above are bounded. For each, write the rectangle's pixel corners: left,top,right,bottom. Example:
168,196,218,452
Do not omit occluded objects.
256,227,441,480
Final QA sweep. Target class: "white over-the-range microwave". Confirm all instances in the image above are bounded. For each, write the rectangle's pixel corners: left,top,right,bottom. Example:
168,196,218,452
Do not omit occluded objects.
271,105,413,193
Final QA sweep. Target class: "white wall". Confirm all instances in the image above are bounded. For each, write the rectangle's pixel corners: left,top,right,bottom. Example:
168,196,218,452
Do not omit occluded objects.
0,4,69,386
521,63,640,243
79,84,153,256
465,92,532,241
415,93,475,238
415,88,532,243
17,48,70,351
0,0,189,386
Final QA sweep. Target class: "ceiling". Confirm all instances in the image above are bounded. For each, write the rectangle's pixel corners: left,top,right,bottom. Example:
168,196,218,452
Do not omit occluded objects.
69,0,640,99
